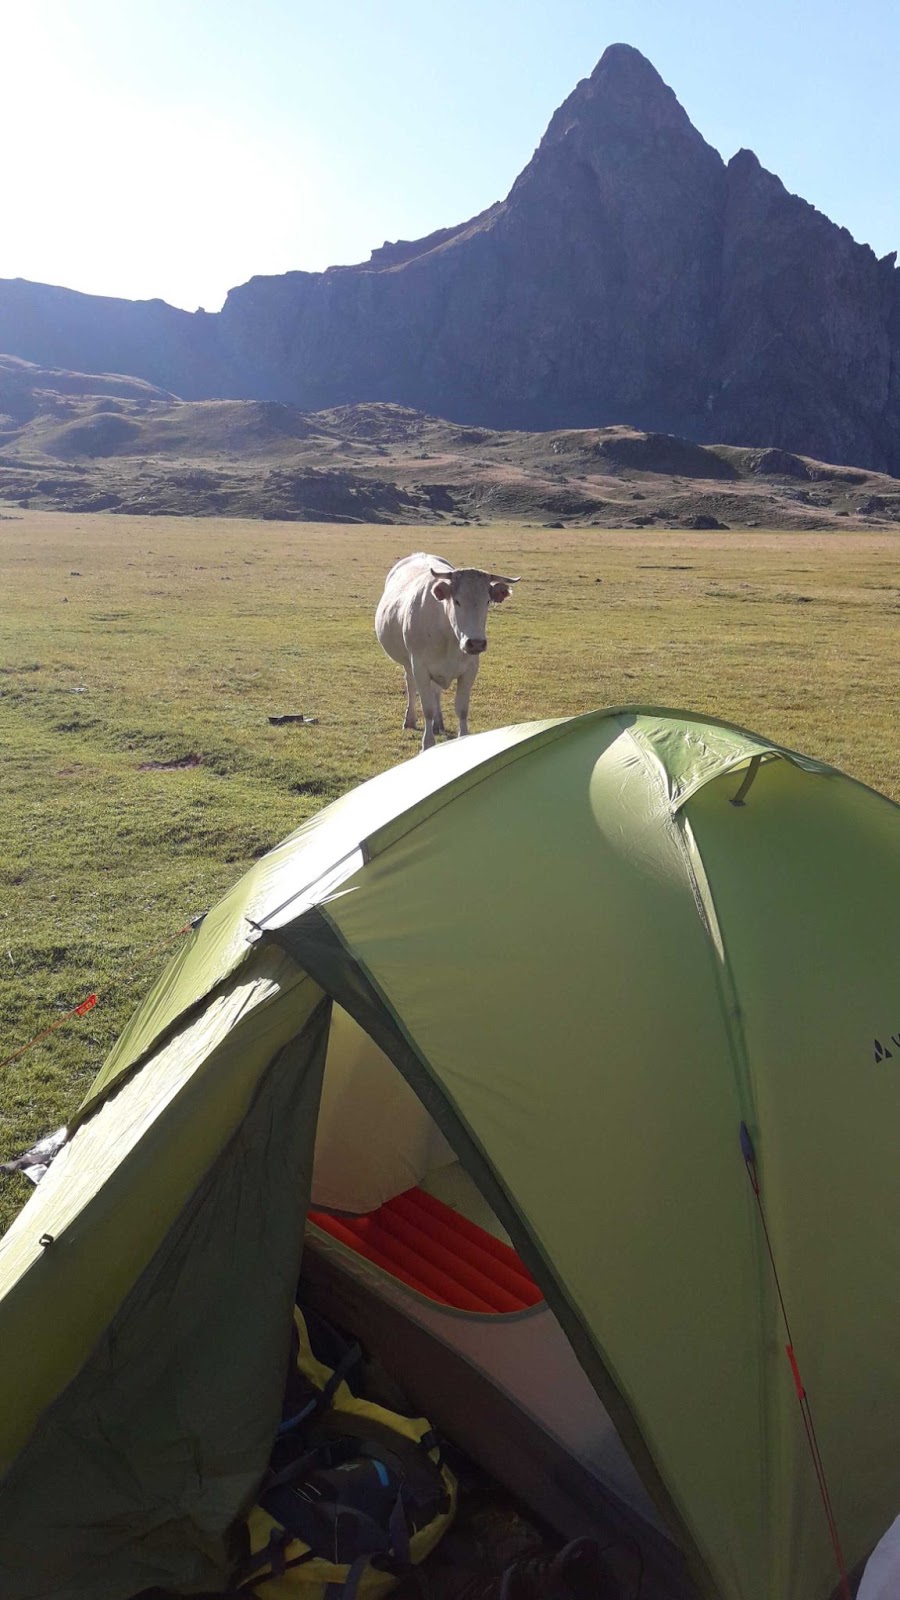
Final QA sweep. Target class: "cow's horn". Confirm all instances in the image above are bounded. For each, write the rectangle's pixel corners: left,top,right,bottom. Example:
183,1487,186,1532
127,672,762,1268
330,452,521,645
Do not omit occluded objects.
491,574,521,584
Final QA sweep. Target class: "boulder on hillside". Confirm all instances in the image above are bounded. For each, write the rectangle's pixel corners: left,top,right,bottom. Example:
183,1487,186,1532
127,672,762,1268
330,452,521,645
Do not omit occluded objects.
747,448,811,480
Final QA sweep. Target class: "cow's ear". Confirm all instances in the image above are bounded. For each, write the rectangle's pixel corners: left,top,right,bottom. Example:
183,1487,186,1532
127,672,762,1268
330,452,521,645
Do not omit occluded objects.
432,579,452,601
489,582,512,603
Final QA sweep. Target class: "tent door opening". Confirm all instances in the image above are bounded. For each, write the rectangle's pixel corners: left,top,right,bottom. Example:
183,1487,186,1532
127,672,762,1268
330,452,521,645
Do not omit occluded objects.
300,1004,679,1577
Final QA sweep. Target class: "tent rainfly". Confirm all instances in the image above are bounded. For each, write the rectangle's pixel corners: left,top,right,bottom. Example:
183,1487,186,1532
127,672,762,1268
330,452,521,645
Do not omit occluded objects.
0,707,898,1600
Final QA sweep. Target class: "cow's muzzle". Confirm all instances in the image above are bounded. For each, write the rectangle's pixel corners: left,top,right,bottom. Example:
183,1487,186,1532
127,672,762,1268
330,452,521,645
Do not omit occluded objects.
465,638,487,654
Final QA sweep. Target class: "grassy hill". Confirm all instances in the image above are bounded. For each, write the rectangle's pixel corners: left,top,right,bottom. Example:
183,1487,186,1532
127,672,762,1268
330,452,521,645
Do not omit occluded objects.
3,354,900,529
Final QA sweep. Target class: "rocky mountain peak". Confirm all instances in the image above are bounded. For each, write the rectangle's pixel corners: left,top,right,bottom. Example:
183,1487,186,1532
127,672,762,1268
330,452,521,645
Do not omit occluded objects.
536,43,719,159
0,47,899,472
727,147,763,175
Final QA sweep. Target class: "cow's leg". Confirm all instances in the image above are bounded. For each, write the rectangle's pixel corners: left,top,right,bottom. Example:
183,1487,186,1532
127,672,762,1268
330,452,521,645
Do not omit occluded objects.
403,663,418,730
432,690,445,737
411,659,441,751
455,660,479,738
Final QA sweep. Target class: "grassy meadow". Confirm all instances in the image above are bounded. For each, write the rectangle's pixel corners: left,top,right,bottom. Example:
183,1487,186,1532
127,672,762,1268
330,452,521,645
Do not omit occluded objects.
1,509,898,1234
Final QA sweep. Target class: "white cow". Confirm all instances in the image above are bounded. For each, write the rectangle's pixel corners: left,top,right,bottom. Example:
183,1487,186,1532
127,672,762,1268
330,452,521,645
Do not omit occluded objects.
375,553,520,751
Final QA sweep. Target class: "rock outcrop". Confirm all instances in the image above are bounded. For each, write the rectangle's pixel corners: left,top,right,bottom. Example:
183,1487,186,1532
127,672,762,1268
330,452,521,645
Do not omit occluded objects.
1,44,898,471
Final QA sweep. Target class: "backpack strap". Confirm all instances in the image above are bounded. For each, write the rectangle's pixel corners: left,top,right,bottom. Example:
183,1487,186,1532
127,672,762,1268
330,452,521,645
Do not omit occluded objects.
263,1446,324,1492
387,1489,411,1567
261,1486,393,1564
325,1552,373,1600
321,1521,419,1600
229,1526,316,1591
279,1338,363,1438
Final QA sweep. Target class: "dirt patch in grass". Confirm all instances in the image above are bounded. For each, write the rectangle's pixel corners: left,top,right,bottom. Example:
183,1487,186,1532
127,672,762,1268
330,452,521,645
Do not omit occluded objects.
137,753,204,771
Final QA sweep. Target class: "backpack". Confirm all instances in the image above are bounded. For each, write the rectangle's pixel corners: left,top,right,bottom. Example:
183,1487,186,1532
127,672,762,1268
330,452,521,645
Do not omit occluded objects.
230,1305,457,1600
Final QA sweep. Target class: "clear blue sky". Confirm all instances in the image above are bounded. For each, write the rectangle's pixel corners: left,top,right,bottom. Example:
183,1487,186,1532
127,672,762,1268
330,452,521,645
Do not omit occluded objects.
2,0,898,311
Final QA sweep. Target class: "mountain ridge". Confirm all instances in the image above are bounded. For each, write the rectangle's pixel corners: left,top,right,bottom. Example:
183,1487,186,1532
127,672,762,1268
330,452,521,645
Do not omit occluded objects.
1,44,898,472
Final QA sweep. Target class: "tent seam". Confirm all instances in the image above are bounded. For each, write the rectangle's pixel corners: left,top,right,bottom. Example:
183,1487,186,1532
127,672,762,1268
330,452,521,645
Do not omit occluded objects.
619,724,771,1597
361,715,582,859
670,809,775,1594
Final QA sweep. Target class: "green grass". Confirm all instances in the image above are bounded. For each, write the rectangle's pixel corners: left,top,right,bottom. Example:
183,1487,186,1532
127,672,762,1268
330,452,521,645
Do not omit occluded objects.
1,510,898,1234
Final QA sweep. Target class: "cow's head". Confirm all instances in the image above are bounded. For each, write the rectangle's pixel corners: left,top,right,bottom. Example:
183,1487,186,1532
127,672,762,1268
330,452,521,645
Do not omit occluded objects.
431,566,520,655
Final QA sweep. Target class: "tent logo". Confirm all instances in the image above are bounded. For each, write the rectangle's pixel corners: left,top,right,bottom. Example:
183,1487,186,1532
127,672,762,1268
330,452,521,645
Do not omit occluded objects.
873,1034,900,1063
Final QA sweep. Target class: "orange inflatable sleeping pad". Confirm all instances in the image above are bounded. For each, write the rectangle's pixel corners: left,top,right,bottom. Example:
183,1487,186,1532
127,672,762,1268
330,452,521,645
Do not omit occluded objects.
308,1185,543,1314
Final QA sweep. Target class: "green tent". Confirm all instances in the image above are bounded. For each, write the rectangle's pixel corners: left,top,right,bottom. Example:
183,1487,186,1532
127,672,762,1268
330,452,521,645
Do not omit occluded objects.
1,707,898,1600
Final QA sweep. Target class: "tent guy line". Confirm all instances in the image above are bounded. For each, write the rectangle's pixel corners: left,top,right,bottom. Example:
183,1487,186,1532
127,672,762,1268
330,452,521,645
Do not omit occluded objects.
739,1122,852,1600
0,918,199,1077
